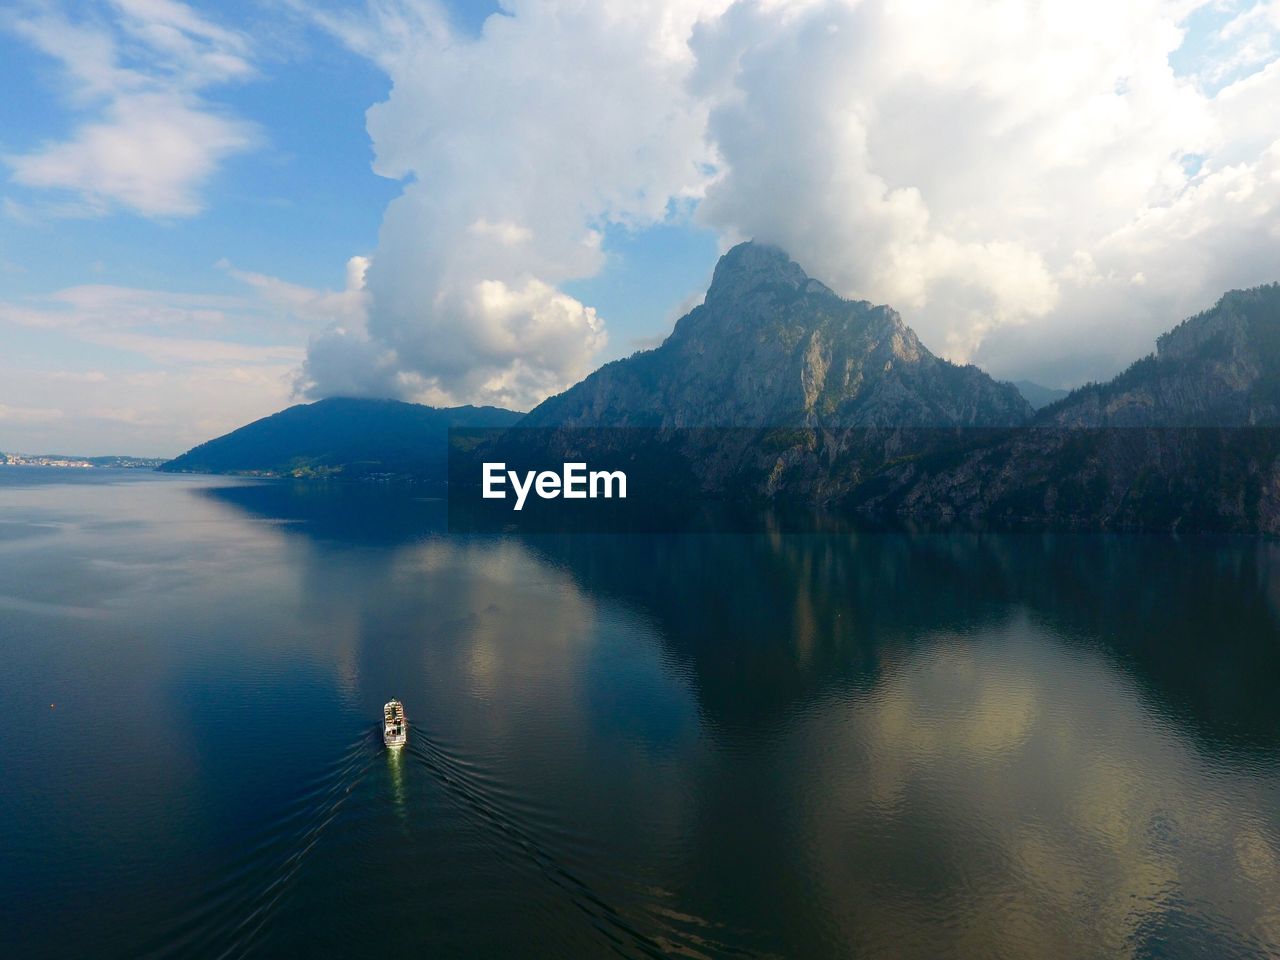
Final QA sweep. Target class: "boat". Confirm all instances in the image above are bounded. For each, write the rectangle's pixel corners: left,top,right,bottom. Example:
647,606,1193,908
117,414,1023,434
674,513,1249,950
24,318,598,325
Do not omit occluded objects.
383,699,407,748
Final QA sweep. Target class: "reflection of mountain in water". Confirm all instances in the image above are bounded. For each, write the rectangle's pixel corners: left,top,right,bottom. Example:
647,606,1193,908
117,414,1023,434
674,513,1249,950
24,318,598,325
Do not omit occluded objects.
204,480,1280,751
201,480,447,546
181,477,1280,957
524,529,1280,750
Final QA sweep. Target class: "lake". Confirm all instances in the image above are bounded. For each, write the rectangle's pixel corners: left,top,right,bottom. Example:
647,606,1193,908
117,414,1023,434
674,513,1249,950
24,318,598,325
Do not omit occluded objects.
1,466,1278,959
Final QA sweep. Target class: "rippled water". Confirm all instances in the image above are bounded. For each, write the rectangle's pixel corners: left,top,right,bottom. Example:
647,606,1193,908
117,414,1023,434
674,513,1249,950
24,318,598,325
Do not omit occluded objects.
1,467,1278,959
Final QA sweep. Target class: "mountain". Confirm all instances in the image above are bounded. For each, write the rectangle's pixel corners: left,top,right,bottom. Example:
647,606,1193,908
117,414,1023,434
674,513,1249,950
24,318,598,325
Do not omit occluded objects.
1012,380,1069,410
852,284,1280,532
159,397,522,480
471,263,1280,532
166,248,1280,532
457,242,1031,509
1037,284,1280,427
524,242,1031,428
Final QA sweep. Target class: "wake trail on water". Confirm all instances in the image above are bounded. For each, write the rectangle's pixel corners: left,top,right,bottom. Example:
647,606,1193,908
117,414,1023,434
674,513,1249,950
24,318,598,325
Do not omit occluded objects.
134,724,756,960
134,730,379,960
402,726,758,960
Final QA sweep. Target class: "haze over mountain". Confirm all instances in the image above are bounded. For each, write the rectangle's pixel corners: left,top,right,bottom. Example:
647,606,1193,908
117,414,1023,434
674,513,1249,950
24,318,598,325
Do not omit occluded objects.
1012,381,1069,411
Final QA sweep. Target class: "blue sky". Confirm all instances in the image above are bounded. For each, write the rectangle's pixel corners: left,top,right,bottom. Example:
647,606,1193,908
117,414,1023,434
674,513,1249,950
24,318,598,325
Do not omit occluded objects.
0,12,392,296
1,1,1278,455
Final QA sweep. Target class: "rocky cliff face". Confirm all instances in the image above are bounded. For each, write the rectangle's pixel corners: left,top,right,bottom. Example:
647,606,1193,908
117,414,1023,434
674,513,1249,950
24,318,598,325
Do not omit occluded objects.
525,242,1031,428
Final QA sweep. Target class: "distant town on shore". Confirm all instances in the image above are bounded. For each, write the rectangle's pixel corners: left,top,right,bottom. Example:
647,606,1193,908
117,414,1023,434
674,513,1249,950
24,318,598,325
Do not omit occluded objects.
0,452,164,469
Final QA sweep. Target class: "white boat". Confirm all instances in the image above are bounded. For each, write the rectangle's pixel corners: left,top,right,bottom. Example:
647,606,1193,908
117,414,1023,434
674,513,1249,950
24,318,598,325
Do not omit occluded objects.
383,699,407,748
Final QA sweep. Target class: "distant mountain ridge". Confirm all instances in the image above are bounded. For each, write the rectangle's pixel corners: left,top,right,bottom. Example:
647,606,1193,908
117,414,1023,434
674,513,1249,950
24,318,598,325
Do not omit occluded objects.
159,397,521,480
1011,380,1069,410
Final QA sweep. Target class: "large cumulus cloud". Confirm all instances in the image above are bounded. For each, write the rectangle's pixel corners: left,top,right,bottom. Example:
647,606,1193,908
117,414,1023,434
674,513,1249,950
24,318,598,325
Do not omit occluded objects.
301,0,1280,406
297,0,729,409
693,0,1280,382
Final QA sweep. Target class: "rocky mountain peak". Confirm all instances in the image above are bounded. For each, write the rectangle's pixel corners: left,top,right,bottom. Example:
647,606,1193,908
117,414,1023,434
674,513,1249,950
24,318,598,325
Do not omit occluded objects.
705,241,829,304
524,242,1031,429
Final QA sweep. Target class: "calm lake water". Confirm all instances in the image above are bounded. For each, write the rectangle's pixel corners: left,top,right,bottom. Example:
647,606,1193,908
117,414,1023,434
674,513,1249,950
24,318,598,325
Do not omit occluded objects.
1,466,1279,959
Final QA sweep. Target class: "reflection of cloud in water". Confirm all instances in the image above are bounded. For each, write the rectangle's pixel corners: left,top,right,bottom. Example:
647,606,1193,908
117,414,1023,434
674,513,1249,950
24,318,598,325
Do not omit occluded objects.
381,538,600,706
797,615,1280,958
0,593,108,619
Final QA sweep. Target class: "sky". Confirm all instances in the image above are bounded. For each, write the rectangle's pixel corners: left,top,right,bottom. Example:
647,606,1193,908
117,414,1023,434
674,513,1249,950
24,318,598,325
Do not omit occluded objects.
1,0,1278,457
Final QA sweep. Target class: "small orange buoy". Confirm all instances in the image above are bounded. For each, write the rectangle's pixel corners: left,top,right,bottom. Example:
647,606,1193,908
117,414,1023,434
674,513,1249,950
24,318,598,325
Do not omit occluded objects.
50,703,55,709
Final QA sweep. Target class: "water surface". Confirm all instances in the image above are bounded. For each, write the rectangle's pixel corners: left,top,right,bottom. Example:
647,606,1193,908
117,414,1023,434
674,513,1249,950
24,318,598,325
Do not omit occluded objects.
1,466,1278,958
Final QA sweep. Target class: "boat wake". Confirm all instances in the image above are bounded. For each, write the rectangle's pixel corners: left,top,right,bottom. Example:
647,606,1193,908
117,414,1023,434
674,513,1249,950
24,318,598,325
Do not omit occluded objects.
135,722,756,960
135,731,379,960
401,727,758,960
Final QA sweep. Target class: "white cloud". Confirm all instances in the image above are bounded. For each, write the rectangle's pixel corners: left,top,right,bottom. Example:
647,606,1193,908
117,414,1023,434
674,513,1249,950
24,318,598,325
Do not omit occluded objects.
0,359,301,457
5,1,257,218
0,265,368,455
701,0,1280,382
689,0,1257,375
10,0,1278,449
79,331,302,366
1,285,244,333
1190,0,1280,88
0,404,65,424
220,255,371,333
297,0,1280,400
468,219,535,247
297,0,730,410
